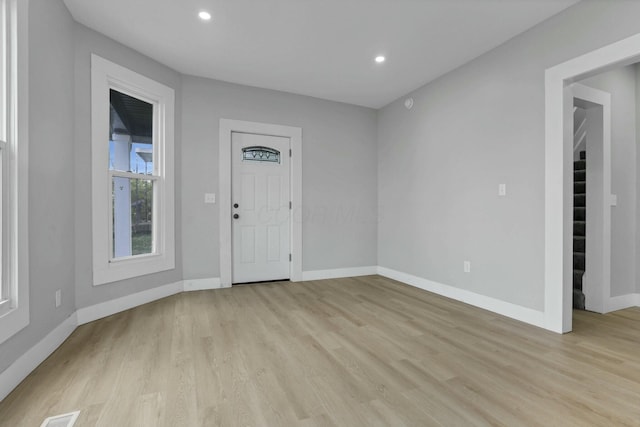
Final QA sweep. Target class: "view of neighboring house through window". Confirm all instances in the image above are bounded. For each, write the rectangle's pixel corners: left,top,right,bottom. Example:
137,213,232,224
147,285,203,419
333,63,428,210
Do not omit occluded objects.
109,89,155,258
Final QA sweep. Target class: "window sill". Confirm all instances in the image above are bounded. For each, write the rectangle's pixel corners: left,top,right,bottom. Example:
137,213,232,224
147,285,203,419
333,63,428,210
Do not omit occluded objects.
0,303,29,345
0,299,9,317
93,252,175,286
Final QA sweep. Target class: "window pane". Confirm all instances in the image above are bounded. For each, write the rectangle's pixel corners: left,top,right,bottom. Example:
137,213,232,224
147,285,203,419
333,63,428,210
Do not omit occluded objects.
112,177,153,258
109,89,154,174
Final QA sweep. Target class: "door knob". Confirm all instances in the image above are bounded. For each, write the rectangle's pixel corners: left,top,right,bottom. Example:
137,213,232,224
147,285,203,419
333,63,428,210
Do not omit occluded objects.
233,213,239,219
233,203,239,208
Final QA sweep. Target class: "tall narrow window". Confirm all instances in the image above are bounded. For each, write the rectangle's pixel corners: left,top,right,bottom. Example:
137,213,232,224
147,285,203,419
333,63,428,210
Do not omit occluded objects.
91,55,174,285
0,0,29,345
109,89,155,259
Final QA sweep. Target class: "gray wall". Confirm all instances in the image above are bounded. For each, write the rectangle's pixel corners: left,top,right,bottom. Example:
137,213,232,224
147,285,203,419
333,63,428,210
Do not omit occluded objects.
0,0,75,374
181,76,378,280
1,0,377,377
377,0,640,311
7,0,640,381
73,24,183,308
579,66,637,298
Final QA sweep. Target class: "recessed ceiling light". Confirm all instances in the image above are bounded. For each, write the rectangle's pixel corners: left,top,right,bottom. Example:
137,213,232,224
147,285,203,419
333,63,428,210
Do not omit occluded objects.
375,55,386,64
198,11,212,21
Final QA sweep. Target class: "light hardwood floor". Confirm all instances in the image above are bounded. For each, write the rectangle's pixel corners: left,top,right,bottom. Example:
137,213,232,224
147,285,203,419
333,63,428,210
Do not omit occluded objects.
1,275,640,426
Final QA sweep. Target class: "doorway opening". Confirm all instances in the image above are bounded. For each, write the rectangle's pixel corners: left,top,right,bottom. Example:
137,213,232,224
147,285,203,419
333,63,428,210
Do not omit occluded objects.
545,33,640,333
570,83,612,315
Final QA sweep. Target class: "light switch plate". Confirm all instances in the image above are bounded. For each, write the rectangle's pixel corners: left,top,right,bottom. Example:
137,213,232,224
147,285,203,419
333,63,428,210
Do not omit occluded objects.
204,193,216,204
610,194,617,206
498,184,506,197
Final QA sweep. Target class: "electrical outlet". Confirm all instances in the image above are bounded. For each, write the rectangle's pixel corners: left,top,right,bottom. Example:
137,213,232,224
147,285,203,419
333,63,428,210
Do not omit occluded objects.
464,261,471,273
498,183,506,197
204,193,216,204
55,289,61,308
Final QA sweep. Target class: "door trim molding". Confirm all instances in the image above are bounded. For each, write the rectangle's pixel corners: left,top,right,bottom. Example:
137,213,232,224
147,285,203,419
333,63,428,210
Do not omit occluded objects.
219,119,302,286
545,32,640,333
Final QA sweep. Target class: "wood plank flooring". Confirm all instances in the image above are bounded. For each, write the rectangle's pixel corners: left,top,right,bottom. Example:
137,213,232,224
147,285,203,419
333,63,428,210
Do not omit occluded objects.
1,275,640,426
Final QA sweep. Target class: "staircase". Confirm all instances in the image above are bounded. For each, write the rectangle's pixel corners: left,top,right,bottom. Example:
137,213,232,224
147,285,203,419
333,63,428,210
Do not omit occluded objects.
573,150,586,310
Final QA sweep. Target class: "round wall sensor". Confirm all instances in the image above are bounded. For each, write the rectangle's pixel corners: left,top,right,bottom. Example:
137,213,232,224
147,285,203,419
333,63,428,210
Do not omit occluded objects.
404,98,414,110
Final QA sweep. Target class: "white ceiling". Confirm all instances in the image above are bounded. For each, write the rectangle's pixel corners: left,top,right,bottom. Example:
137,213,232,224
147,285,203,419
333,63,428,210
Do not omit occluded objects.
63,0,579,109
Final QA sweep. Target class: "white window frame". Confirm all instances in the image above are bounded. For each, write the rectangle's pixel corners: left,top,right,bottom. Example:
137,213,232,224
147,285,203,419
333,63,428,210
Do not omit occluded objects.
0,0,29,345
91,54,174,285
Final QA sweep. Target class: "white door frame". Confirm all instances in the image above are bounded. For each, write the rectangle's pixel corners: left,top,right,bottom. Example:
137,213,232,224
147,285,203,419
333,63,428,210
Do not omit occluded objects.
545,33,640,333
219,119,302,286
571,83,611,315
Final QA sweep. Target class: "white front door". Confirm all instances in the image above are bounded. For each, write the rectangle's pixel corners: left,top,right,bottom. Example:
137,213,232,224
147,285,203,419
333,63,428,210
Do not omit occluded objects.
231,132,291,283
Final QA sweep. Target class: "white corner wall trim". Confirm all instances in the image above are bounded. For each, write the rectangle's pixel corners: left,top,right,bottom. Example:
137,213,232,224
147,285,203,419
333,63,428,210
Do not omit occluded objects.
377,267,546,329
0,313,77,402
606,293,640,313
183,277,226,291
301,266,378,281
76,281,183,325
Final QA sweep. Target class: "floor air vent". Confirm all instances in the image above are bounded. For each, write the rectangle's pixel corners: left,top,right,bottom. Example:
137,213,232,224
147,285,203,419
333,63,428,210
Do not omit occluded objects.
40,411,80,427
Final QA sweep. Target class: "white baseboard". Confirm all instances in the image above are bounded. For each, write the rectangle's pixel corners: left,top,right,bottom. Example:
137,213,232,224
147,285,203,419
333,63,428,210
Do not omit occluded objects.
2,278,225,402
183,277,226,291
377,267,546,329
2,268,549,403
0,313,77,402
301,266,378,281
76,281,183,325
606,293,640,313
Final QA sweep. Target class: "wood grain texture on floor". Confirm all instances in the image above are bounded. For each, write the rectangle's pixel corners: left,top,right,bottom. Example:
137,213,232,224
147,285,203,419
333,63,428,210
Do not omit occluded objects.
1,275,640,426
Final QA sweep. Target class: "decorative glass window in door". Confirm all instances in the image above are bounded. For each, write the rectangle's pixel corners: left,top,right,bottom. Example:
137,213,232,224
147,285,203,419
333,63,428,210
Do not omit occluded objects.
242,146,280,163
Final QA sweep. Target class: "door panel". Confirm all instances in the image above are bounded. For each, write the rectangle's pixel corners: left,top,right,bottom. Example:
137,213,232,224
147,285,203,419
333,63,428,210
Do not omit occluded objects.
232,132,290,283
240,226,255,264
267,175,281,210
241,174,255,210
267,226,280,261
